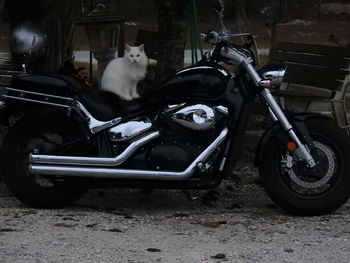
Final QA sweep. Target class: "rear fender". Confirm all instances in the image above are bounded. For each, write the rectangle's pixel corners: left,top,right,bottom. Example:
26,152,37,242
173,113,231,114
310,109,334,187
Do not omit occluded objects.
254,112,332,167
6,105,89,137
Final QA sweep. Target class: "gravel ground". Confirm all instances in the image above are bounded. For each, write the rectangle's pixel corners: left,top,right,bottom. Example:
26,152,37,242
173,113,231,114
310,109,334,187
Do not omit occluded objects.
1,170,350,263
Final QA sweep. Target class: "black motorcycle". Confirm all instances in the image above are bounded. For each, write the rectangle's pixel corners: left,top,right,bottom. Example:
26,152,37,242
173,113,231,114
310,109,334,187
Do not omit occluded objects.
1,30,350,216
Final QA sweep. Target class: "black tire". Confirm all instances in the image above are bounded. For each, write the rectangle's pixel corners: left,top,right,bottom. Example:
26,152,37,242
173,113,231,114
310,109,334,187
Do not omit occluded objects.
259,118,350,216
1,113,91,208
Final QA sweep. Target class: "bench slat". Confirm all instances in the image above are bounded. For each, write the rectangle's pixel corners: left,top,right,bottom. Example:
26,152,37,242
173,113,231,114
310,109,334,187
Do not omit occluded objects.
283,72,343,91
270,50,350,69
272,41,350,58
272,88,332,99
286,64,349,80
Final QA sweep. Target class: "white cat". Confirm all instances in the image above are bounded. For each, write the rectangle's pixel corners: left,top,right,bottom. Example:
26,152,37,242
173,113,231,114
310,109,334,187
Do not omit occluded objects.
101,44,148,101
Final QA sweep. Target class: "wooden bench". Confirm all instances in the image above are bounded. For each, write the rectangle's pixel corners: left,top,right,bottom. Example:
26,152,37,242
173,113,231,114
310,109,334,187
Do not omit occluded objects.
269,42,350,130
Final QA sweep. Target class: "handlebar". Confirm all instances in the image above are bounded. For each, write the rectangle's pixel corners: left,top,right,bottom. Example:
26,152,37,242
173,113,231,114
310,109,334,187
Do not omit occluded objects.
200,31,220,44
201,30,270,89
200,31,254,45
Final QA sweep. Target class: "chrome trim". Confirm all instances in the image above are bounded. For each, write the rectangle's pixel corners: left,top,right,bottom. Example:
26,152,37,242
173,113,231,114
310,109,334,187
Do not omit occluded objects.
163,103,186,113
108,118,152,142
5,87,75,102
177,66,229,77
3,87,74,108
244,61,262,86
72,101,121,134
215,105,229,115
217,68,230,77
268,107,278,122
177,66,212,74
29,128,228,180
168,104,185,109
263,69,285,88
2,87,122,134
3,95,72,108
262,69,286,80
221,47,261,86
30,131,159,166
261,88,316,167
221,46,252,69
173,104,215,130
259,79,271,88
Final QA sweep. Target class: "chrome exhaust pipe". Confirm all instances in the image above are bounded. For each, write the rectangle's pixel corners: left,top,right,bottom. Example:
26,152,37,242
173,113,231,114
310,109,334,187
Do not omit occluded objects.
30,131,160,167
29,129,228,180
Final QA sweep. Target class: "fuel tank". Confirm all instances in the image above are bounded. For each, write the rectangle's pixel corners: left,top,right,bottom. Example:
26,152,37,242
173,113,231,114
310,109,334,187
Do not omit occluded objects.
149,63,231,101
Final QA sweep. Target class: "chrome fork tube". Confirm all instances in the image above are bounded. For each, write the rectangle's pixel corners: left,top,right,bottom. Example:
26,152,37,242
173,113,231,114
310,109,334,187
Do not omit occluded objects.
268,107,278,122
232,49,315,167
261,88,316,167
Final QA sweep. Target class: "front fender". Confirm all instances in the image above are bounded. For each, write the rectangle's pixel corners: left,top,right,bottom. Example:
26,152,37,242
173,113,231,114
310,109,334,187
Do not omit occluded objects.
254,112,332,167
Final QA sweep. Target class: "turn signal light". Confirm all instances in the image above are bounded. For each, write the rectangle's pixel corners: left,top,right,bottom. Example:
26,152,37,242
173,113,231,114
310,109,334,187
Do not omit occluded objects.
286,141,297,151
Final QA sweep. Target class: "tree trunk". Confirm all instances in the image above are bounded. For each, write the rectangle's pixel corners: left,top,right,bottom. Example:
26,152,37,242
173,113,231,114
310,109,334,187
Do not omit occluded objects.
44,0,82,72
0,0,5,23
233,0,250,33
154,0,188,83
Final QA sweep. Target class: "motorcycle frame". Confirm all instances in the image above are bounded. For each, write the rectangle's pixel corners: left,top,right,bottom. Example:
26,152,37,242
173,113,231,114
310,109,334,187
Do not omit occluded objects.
0,77,247,180
2,87,122,133
0,66,314,182
0,38,318,186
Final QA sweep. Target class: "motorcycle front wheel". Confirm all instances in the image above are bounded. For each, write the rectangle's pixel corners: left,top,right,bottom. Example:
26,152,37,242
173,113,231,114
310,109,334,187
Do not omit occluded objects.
1,113,92,208
259,118,350,216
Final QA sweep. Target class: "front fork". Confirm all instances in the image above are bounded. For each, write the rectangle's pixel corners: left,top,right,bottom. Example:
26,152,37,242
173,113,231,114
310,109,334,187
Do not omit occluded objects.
260,88,316,168
240,59,315,167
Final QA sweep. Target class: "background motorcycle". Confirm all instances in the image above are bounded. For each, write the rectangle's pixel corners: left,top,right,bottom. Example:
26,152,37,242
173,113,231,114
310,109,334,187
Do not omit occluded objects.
1,28,350,216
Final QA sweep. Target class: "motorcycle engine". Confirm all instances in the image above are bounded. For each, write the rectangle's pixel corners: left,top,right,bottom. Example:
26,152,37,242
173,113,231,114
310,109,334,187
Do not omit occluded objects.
162,104,228,135
123,104,229,171
145,104,229,170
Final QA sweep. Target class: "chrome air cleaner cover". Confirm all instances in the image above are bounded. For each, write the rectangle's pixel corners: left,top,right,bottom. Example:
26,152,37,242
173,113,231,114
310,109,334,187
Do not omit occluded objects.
108,118,152,142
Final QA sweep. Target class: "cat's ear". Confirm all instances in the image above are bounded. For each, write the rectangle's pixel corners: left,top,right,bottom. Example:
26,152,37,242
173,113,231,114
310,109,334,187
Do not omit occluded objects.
138,44,144,52
125,44,131,52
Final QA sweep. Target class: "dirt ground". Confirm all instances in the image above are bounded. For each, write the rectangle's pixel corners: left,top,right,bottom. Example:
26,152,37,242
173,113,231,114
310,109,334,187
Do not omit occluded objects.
1,168,350,263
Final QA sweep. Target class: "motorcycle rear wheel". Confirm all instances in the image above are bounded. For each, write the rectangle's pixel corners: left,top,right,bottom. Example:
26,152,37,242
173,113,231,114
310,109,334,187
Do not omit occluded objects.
1,113,91,208
259,118,350,216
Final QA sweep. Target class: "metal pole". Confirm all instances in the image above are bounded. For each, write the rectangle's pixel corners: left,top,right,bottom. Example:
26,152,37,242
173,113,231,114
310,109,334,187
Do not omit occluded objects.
89,0,93,82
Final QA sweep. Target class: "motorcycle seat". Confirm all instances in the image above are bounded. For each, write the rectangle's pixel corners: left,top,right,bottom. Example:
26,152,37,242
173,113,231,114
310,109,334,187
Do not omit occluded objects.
11,74,84,97
10,74,165,122
78,89,143,121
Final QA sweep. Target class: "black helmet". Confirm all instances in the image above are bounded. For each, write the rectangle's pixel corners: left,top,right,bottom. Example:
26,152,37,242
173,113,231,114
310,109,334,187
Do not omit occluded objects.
9,21,48,64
